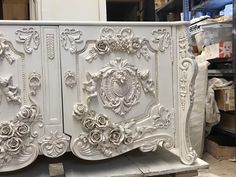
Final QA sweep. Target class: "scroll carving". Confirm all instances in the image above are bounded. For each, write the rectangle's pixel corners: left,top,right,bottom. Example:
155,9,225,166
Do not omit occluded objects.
85,27,151,63
71,103,173,159
38,131,70,158
60,28,83,54
64,71,77,88
0,99,43,171
0,76,21,104
15,27,40,54
28,72,41,96
152,29,171,52
83,58,155,116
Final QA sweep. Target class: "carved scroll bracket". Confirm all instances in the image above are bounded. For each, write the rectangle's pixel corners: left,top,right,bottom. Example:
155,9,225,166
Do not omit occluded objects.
15,27,40,54
29,72,41,96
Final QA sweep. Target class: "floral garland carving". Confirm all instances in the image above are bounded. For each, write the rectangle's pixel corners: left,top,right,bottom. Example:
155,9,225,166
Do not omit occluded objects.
83,58,155,116
0,101,43,168
85,27,151,63
15,27,40,54
72,103,173,158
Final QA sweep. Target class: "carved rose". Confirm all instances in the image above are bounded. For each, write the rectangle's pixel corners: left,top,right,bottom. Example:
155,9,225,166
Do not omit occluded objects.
129,38,142,53
95,40,110,55
82,118,96,131
108,127,125,146
4,137,23,155
88,129,104,145
0,122,14,139
16,123,30,137
95,114,109,129
16,105,37,123
73,103,88,120
123,135,134,145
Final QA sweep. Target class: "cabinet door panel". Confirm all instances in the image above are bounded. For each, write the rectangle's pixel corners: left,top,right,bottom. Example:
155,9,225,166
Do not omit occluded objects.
60,25,175,160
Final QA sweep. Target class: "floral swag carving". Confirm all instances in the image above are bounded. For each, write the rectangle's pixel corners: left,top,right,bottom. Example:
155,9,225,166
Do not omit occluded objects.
85,27,151,63
71,103,173,158
0,101,43,168
83,58,155,116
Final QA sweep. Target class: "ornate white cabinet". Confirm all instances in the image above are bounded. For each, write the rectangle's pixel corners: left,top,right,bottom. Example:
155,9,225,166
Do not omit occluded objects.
0,22,197,172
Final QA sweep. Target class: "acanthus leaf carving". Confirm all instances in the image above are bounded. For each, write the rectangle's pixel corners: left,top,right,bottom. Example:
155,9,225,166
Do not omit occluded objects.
152,28,171,52
83,58,155,116
60,28,83,54
38,131,70,158
0,75,21,104
28,72,41,96
15,27,40,54
0,97,43,170
85,27,151,63
71,103,173,158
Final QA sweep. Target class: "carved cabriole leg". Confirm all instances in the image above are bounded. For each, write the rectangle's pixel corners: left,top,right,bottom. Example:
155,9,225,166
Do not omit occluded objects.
176,26,198,165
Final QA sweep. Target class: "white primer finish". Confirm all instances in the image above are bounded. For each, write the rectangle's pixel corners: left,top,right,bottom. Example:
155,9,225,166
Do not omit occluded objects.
0,21,197,172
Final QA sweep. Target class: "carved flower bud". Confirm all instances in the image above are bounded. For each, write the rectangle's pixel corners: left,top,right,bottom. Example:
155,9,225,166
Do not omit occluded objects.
73,103,88,120
95,114,109,129
129,38,142,53
16,105,37,123
0,122,14,139
16,123,30,137
123,135,134,145
82,118,96,131
88,129,104,145
95,40,110,55
4,137,23,155
108,127,125,146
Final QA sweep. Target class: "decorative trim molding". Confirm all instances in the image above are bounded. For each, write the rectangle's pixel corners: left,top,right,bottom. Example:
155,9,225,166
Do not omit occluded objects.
85,27,151,63
0,99,43,171
71,103,173,159
64,71,77,88
46,34,55,60
28,72,41,96
83,58,155,116
60,28,83,54
152,28,171,52
0,75,21,104
38,131,70,158
15,27,40,54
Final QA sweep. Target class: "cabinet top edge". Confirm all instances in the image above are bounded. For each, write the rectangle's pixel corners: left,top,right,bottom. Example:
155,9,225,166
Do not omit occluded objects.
0,20,189,26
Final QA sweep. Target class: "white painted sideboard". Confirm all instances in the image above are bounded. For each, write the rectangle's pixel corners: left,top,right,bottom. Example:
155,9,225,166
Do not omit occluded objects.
0,21,197,172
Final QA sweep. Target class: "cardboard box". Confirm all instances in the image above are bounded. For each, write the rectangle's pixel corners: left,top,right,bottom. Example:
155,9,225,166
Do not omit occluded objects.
218,113,236,134
206,135,236,160
3,0,29,20
215,87,235,111
205,41,232,60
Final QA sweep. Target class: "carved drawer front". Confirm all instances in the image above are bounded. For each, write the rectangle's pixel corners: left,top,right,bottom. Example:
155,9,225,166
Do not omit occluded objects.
60,24,197,164
0,25,69,172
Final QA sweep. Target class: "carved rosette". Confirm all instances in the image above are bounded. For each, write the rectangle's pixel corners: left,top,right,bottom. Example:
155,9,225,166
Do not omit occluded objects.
64,71,77,88
38,131,70,158
71,103,173,159
0,75,21,104
83,58,155,116
28,72,41,96
60,28,83,54
15,27,40,54
0,101,43,171
85,27,151,63
152,28,171,52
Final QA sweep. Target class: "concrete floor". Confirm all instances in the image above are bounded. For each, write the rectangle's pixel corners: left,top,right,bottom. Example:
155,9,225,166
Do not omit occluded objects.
198,153,236,177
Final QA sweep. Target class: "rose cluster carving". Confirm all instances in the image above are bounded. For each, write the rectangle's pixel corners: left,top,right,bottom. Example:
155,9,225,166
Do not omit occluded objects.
83,58,155,116
0,103,42,167
86,27,151,63
72,103,173,157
